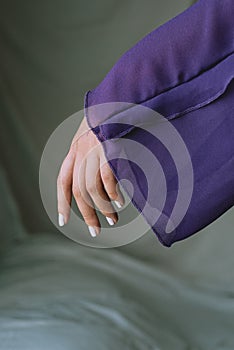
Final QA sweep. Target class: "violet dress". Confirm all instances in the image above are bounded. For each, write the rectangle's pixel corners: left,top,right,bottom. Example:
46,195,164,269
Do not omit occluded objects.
84,0,234,247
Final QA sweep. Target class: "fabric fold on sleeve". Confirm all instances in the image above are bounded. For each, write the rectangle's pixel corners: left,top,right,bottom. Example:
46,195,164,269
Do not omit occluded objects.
85,0,234,131
84,0,234,247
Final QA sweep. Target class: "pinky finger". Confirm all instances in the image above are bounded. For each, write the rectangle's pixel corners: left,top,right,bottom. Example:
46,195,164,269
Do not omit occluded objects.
57,150,75,226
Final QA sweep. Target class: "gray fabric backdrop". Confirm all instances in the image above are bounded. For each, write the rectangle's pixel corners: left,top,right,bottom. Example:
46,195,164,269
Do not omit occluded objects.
1,1,234,348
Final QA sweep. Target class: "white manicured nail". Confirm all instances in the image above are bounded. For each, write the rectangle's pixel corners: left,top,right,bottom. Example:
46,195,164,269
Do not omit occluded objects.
106,217,115,226
58,213,65,227
114,200,122,209
88,226,97,237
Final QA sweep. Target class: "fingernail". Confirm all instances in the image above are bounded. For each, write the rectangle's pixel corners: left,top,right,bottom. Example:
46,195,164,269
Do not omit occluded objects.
106,217,115,226
58,213,65,227
114,200,122,209
88,226,97,237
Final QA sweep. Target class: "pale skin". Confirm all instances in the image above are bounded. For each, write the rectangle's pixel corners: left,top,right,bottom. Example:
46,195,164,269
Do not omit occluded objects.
57,117,125,237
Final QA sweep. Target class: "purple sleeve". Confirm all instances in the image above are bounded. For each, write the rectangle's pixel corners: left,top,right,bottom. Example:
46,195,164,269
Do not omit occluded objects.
84,0,234,247
85,0,234,120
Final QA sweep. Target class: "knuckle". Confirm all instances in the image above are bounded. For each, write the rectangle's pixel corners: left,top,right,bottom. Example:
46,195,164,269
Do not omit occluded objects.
101,170,111,183
72,185,82,200
60,173,68,188
86,182,96,195
82,214,98,226
57,160,72,188
82,213,93,222
57,172,64,187
108,190,117,199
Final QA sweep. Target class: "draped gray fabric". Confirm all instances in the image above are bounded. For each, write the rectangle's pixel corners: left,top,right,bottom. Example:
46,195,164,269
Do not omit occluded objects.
1,0,234,348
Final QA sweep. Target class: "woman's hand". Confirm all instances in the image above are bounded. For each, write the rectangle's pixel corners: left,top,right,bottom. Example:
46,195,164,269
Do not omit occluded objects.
57,117,124,237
